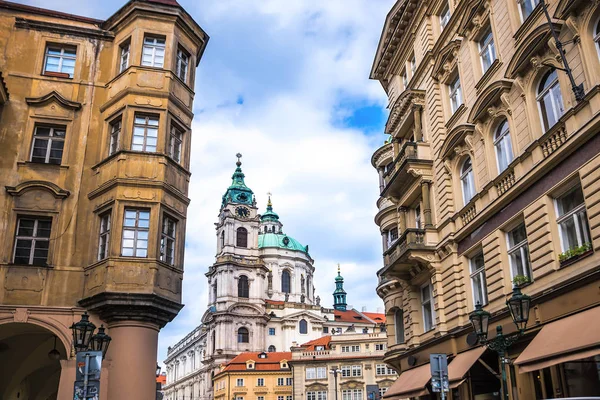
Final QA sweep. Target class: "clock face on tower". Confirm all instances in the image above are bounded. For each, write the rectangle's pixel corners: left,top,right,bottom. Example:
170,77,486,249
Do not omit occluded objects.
236,193,249,202
236,207,250,218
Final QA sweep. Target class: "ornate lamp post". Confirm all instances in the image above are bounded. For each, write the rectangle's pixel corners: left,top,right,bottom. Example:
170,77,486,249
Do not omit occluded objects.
70,312,96,353
469,287,531,400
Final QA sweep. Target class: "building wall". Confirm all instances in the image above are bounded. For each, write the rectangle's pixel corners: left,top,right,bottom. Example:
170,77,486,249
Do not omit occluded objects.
371,0,600,398
214,370,293,400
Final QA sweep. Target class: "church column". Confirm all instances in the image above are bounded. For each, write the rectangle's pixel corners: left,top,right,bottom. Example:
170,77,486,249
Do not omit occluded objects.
421,181,433,228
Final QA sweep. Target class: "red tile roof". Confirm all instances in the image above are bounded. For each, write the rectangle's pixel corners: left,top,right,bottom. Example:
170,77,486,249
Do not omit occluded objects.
362,312,386,323
300,336,332,350
334,309,367,323
156,374,166,385
218,352,292,373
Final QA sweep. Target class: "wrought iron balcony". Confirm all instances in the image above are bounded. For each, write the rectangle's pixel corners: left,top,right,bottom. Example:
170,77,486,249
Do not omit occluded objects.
381,228,436,279
381,141,432,198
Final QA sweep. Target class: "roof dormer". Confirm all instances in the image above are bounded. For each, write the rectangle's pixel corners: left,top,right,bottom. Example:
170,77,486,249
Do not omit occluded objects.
246,360,255,370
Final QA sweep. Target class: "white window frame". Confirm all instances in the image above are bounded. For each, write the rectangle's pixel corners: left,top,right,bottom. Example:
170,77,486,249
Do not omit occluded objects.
387,227,399,248
421,282,435,332
307,392,327,400
415,204,422,229
176,46,190,82
160,215,177,265
537,70,564,131
30,125,66,164
119,41,130,73
316,367,326,379
494,120,513,173
257,378,264,387
469,251,488,306
132,114,159,152
43,44,77,77
518,0,540,22
13,217,52,265
277,377,285,386
595,17,600,59
461,158,476,205
478,26,496,73
169,123,184,163
121,209,150,257
410,55,416,77
286,377,293,386
306,367,316,379
555,186,591,252
449,75,462,113
351,365,362,377
236,378,244,387
142,36,166,68
341,366,351,377
439,3,451,31
375,343,386,351
109,118,121,156
342,389,363,400
98,212,111,260
507,223,532,281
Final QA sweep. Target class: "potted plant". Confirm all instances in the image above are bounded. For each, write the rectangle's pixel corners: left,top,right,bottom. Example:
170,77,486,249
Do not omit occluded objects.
512,274,531,287
558,242,593,265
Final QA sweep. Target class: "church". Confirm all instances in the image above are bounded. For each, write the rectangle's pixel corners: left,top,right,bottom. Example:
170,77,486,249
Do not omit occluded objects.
162,156,385,400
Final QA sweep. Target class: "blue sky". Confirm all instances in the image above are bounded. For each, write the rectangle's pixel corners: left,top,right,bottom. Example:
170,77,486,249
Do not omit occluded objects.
15,0,395,364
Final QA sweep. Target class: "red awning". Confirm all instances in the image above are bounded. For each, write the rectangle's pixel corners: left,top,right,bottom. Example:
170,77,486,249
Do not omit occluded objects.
383,363,431,399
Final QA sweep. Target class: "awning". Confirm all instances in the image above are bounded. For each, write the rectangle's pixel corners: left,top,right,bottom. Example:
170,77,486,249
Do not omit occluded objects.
447,346,486,387
383,363,431,399
515,306,600,373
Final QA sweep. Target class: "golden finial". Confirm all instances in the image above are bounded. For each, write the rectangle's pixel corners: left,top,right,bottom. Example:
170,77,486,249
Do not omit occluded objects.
337,263,340,273
267,192,272,207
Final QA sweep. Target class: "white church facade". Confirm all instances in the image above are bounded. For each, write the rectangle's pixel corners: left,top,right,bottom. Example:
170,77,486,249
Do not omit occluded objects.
162,156,385,400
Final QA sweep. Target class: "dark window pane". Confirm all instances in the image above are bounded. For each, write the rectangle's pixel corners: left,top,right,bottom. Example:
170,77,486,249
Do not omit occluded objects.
17,220,35,236
36,221,52,238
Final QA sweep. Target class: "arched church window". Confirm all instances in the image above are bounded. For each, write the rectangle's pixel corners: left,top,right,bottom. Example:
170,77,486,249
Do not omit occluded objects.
220,231,225,247
394,309,405,344
299,319,308,334
236,227,248,248
238,327,249,343
268,345,276,352
282,270,291,293
238,275,249,298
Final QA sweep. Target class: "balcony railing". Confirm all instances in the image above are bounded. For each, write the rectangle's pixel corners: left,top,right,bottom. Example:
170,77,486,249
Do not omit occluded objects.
383,228,426,267
383,141,417,183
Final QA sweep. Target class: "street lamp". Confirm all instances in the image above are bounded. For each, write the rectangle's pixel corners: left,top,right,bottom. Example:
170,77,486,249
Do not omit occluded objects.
90,325,112,358
70,312,96,352
156,363,162,377
329,366,340,400
469,287,531,400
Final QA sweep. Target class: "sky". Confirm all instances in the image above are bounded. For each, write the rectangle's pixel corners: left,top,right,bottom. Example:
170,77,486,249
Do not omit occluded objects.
14,0,395,364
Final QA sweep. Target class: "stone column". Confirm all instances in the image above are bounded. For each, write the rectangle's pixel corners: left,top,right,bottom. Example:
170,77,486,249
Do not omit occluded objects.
421,180,433,228
381,231,388,251
398,207,407,233
392,138,400,159
413,105,423,142
105,321,160,400
378,168,385,192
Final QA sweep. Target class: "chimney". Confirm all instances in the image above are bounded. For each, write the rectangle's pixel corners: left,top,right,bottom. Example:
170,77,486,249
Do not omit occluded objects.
362,306,367,312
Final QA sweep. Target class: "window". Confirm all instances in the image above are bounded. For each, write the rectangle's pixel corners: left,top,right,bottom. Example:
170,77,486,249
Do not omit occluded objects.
122,209,150,257
387,227,399,248
341,366,351,377
315,345,325,351
306,367,316,379
470,251,488,305
401,72,408,90
317,367,326,378
132,114,159,152
257,378,264,386
220,231,225,248
13,217,51,265
258,397,264,400
176,46,190,82
287,396,292,400
595,18,600,58
236,378,244,387
415,204,421,229
323,327,329,334
341,345,360,353
421,283,435,331
160,215,177,265
236,397,243,400
281,270,291,293
494,120,513,173
307,392,327,400
236,227,248,247
43,44,76,77
556,185,591,252
299,319,308,334
478,27,496,73
449,75,462,113
109,118,121,156
537,69,564,131
238,275,249,298
142,36,165,68
352,365,362,377
269,328,276,336
169,123,184,163
268,345,276,352
119,41,130,73
30,125,66,164
507,224,532,281
278,397,284,400
277,377,284,386
286,378,293,385
98,212,111,260
237,327,249,343
376,364,396,375
461,157,476,204
394,308,404,343
410,54,416,76
518,0,540,21
440,2,451,31
376,343,386,351
342,389,363,400
379,388,388,398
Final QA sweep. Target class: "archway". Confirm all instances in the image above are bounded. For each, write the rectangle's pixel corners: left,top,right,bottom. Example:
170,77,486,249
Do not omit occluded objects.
0,323,68,400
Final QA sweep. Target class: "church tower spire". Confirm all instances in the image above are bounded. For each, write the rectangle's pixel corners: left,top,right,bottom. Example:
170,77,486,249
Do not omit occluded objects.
221,153,255,209
333,264,347,311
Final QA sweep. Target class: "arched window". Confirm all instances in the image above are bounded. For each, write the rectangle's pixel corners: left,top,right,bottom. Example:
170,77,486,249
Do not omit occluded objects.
236,227,248,248
494,119,513,173
394,309,405,344
281,270,291,293
299,319,308,334
537,69,564,131
220,231,225,247
268,345,276,352
211,331,216,353
238,275,249,298
460,157,476,204
264,226,267,233
237,327,249,343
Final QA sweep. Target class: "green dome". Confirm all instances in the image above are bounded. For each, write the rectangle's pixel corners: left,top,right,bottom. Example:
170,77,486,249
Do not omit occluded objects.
258,233,309,254
260,199,280,222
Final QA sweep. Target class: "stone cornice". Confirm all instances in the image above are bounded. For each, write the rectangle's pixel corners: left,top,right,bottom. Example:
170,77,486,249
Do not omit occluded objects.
26,91,82,110
15,17,114,40
6,180,70,199
385,89,426,135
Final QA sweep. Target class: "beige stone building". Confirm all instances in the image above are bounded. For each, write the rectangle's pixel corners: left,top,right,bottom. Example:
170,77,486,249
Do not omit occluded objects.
290,333,397,400
0,1,207,399
370,0,600,398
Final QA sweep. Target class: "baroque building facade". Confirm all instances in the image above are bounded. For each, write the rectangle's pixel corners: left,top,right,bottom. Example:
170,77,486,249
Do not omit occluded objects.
0,1,207,399
370,0,600,398
163,158,385,400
